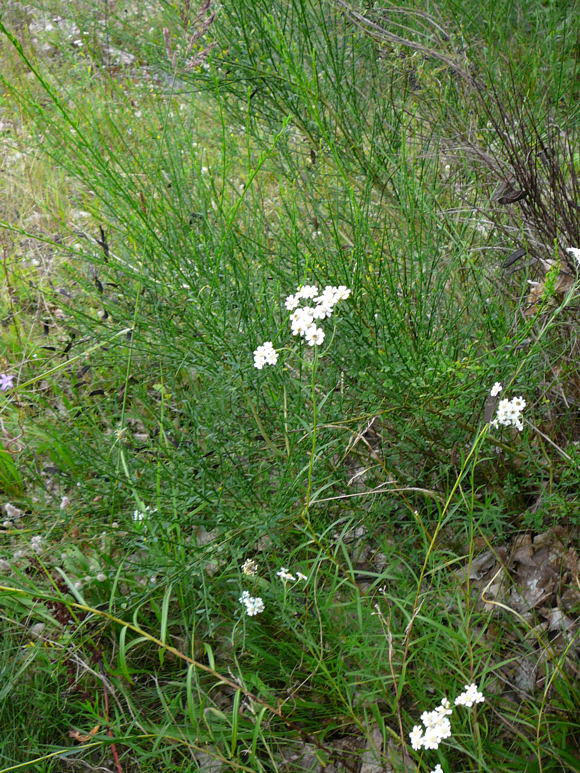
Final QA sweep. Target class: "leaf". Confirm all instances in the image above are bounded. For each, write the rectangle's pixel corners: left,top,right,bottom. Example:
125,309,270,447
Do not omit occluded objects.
68,725,100,743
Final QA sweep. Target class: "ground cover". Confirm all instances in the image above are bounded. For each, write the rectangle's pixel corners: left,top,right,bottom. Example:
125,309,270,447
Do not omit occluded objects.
0,1,578,771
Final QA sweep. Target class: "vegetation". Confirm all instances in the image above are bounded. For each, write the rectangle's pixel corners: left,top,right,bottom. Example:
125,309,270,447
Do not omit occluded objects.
0,1,577,771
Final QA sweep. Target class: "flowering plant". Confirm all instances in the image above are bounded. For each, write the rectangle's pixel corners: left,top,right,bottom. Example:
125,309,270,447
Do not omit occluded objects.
253,283,351,367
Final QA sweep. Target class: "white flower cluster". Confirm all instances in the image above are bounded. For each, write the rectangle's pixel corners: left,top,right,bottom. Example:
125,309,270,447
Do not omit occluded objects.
286,284,351,347
491,395,526,431
133,505,155,522
430,766,443,773
409,684,484,753
253,341,279,370
490,382,503,397
252,283,351,368
30,535,43,554
454,683,485,708
409,698,452,751
239,590,265,616
276,567,308,582
241,558,258,576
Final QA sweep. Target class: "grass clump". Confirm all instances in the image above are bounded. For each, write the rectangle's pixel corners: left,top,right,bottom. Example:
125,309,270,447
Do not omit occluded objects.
0,1,578,771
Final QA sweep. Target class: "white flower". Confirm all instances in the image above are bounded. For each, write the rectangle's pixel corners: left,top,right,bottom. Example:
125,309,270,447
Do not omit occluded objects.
241,558,258,576
430,765,443,773
312,301,333,320
409,725,424,751
30,536,43,553
491,396,526,431
334,285,351,301
422,716,451,749
314,286,338,307
289,307,315,336
290,307,314,324
409,697,454,751
304,325,325,346
296,284,319,300
285,294,300,310
490,382,503,397
566,247,580,265
454,683,485,708
276,567,296,582
296,571,308,581
4,503,23,520
253,341,279,369
239,590,265,616
96,573,106,582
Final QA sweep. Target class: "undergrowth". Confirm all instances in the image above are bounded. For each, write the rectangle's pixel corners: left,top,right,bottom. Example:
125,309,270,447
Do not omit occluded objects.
0,1,578,771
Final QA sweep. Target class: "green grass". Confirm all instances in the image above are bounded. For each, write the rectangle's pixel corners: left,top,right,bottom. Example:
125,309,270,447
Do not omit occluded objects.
0,1,578,771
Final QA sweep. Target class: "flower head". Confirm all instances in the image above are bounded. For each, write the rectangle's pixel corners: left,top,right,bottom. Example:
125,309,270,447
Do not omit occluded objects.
0,373,15,391
285,294,300,311
296,284,319,300
409,725,424,751
454,683,484,708
304,325,325,347
491,395,526,431
408,696,454,752
239,590,265,616
253,341,279,369
490,382,503,397
241,558,258,576
30,535,43,553
276,567,296,582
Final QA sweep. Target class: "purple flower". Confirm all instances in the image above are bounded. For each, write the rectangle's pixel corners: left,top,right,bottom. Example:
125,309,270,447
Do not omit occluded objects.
0,373,15,391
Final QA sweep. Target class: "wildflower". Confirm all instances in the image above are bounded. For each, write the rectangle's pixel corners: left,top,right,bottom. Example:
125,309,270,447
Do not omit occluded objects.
276,567,296,582
96,573,106,582
409,725,424,751
253,341,279,369
4,503,23,520
408,698,453,751
454,683,484,708
334,285,352,302
490,382,503,397
314,284,351,308
296,571,308,581
0,373,15,391
60,496,70,510
241,558,258,576
133,505,155,522
285,294,300,311
312,302,333,320
430,765,443,773
30,536,43,553
296,284,319,300
304,325,325,347
290,308,314,336
422,716,451,749
491,396,526,431
239,590,265,616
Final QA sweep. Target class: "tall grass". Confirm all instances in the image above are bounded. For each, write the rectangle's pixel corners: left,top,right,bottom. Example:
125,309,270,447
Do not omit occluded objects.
0,1,578,771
